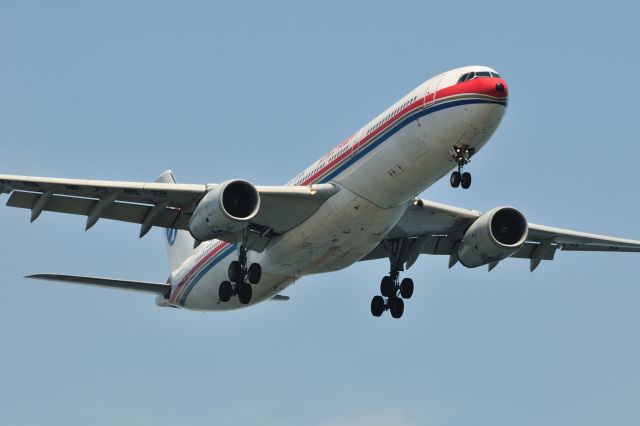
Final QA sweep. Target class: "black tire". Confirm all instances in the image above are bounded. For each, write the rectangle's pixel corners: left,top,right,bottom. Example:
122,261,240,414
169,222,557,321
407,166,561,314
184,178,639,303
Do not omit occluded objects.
247,263,262,284
380,276,395,298
219,280,233,302
371,295,385,317
400,278,414,299
228,261,242,283
450,171,461,188
390,297,404,319
238,283,252,305
461,172,472,189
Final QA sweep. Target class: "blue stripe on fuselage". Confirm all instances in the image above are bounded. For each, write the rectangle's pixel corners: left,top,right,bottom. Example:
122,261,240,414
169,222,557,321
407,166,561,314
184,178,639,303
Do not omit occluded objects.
319,97,506,184
178,244,237,305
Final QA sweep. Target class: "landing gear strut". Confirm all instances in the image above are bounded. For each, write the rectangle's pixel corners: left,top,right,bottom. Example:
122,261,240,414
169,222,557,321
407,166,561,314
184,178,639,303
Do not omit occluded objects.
370,238,415,319
450,145,474,189
218,230,262,305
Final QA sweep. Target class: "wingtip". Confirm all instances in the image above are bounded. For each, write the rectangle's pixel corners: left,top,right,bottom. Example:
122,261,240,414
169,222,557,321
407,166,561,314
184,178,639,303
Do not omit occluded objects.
25,274,44,280
155,170,177,184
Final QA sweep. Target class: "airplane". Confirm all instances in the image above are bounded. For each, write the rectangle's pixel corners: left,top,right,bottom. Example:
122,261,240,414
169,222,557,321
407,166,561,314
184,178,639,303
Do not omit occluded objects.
2,65,640,319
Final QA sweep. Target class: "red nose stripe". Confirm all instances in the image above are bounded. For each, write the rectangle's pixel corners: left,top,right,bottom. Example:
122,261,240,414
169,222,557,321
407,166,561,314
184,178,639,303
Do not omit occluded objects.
443,77,508,99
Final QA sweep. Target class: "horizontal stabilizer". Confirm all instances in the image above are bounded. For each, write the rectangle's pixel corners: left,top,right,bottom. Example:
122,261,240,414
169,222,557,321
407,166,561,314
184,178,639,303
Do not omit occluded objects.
26,274,170,294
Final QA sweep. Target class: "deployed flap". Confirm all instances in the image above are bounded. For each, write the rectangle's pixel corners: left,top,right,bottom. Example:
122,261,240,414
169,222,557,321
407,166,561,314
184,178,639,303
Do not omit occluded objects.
360,236,558,263
7,191,187,228
27,274,170,294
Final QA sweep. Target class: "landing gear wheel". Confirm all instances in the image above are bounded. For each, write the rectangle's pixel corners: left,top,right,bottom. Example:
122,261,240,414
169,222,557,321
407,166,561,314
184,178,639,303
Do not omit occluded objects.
237,283,252,305
228,261,242,283
219,280,233,302
450,171,461,188
371,295,385,317
247,263,262,284
461,172,472,189
390,297,404,319
400,278,414,299
380,276,395,298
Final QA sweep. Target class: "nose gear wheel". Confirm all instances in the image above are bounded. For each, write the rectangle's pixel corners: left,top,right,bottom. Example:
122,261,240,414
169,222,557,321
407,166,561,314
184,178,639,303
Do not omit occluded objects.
450,145,474,189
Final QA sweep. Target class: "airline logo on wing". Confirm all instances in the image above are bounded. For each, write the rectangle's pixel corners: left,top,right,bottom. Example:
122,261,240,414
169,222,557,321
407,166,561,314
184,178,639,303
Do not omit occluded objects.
166,228,177,246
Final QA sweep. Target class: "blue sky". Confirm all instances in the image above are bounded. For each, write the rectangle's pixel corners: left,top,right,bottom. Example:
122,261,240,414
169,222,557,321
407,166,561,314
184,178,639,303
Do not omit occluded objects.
2,1,640,425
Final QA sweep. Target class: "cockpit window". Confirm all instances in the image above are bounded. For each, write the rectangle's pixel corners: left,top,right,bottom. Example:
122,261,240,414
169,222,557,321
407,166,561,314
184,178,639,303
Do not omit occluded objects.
458,70,500,83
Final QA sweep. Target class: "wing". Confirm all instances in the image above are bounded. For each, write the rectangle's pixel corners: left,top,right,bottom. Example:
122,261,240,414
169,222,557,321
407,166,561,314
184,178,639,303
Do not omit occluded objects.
361,199,640,271
0,172,338,246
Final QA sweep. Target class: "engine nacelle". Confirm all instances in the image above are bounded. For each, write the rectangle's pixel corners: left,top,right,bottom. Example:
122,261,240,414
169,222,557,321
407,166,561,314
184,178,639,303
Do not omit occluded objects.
457,207,528,268
188,179,260,241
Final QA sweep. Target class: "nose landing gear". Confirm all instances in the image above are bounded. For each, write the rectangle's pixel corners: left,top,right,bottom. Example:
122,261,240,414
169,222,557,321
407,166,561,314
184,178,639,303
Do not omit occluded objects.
450,145,474,189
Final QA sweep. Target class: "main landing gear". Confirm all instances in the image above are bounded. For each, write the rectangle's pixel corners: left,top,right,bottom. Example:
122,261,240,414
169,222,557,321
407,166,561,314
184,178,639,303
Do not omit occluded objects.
370,273,414,319
219,240,262,305
370,239,415,319
450,145,474,189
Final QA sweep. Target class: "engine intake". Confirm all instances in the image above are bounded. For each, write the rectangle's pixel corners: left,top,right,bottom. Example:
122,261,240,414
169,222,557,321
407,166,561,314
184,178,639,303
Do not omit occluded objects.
457,207,528,268
188,179,260,241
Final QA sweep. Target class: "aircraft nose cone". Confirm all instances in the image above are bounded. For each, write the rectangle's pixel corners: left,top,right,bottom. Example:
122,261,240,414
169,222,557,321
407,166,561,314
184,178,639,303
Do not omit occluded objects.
495,83,505,92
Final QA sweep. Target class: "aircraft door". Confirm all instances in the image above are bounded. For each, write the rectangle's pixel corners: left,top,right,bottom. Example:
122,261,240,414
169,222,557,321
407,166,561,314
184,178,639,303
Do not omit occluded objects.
349,133,361,159
422,75,444,108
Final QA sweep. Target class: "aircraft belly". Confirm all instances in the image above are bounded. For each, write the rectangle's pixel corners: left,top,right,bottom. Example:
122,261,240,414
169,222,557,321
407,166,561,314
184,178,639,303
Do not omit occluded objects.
183,270,294,311
264,187,407,275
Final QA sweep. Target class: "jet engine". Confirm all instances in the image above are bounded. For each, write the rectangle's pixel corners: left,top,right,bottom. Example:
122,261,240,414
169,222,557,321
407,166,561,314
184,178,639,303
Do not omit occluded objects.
457,207,528,268
188,179,260,241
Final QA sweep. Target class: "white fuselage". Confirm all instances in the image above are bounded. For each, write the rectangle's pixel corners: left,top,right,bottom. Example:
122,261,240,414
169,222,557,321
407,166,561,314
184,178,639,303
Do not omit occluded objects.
167,66,508,310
